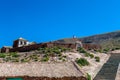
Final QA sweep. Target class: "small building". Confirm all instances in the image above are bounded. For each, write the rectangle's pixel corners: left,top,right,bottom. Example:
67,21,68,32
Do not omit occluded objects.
1,46,12,53
13,37,36,48
13,37,29,48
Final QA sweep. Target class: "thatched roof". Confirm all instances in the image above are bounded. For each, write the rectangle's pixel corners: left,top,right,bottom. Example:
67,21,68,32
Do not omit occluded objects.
0,62,83,77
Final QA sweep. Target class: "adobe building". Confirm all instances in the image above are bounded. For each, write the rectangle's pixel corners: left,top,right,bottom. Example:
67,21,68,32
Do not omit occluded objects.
1,37,101,53
13,37,29,48
1,37,37,53
13,37,36,48
1,46,12,53
1,37,78,53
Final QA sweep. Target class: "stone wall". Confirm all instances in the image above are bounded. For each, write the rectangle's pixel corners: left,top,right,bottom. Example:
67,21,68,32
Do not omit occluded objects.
1,42,101,53
0,76,87,80
1,47,11,53
9,43,76,52
83,43,101,50
24,76,87,80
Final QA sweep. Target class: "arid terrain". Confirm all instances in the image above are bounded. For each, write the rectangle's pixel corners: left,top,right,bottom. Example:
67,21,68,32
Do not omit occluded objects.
0,46,114,80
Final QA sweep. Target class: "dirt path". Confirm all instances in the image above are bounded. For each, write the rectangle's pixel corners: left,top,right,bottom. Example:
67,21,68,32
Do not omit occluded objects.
94,53,120,80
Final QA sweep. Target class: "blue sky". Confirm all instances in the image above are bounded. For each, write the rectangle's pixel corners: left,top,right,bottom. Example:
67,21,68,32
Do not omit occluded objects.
0,0,120,47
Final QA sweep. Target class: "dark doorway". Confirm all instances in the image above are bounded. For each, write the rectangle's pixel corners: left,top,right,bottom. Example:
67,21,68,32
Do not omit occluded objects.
7,78,23,80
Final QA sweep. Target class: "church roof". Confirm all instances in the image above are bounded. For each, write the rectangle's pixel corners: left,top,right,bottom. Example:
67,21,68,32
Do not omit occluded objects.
14,37,28,41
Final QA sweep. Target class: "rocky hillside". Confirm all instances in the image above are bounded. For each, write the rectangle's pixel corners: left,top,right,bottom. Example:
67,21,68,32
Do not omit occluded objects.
55,31,120,49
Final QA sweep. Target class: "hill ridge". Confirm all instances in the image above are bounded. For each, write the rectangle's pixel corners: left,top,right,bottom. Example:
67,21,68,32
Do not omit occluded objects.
55,30,120,49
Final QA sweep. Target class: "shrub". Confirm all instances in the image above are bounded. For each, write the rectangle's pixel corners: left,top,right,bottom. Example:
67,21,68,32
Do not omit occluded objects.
59,57,63,60
0,53,6,58
96,49,103,53
77,47,87,53
38,48,44,51
95,56,100,62
89,54,94,58
53,49,61,54
62,58,66,61
61,48,67,52
30,54,38,60
76,58,90,66
58,54,62,57
10,52,20,57
86,73,91,80
84,53,90,57
84,53,94,58
63,55,67,58
34,58,39,62
111,48,115,51
103,48,110,53
41,56,49,62
115,47,120,50
21,58,29,62
3,56,11,62
11,58,19,62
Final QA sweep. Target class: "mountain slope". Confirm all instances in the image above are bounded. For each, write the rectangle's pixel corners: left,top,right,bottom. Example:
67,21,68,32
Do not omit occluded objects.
55,31,120,49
